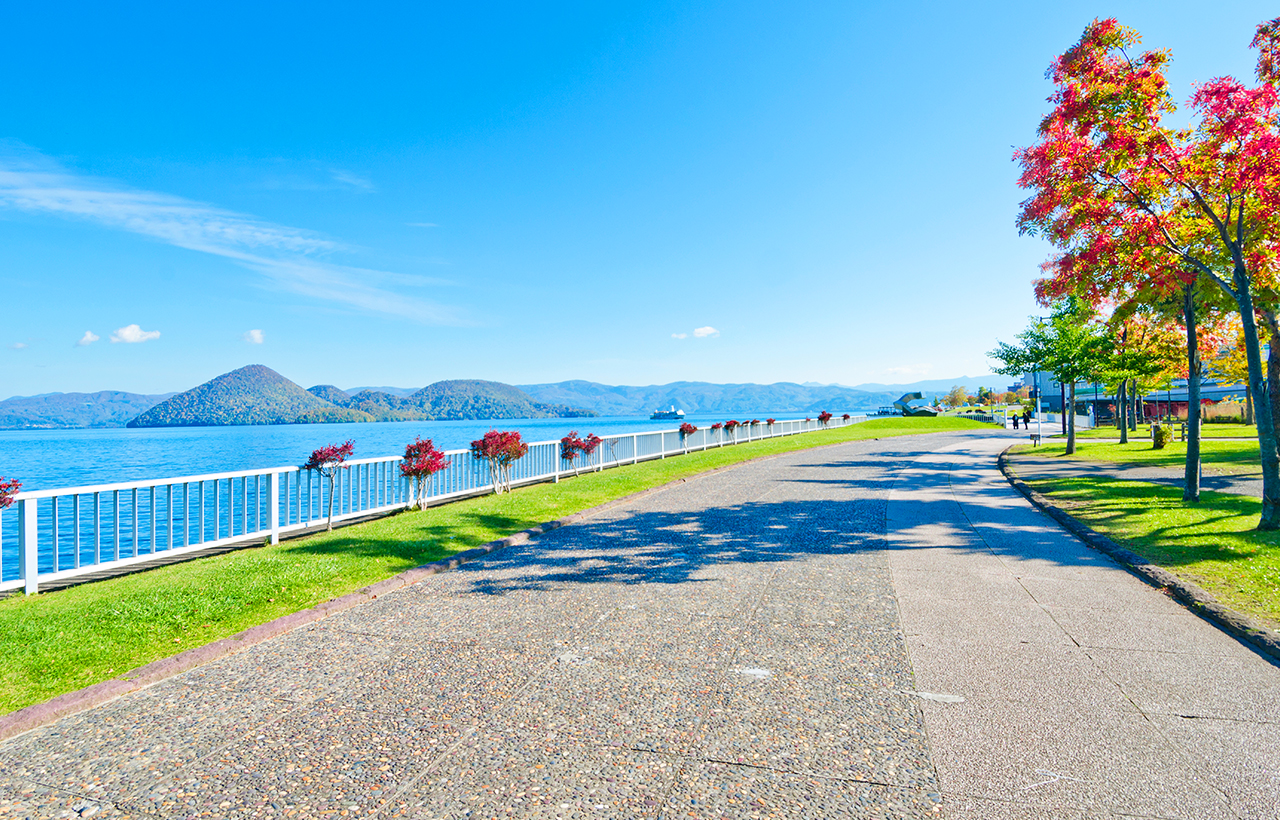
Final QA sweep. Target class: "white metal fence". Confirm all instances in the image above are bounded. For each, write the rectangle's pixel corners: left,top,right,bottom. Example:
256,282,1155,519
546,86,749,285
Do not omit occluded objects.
0,415,864,594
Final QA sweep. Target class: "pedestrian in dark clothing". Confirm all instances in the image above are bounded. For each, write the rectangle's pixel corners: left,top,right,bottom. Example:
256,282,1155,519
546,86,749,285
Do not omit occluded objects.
1013,414,1019,429
1023,410,1031,427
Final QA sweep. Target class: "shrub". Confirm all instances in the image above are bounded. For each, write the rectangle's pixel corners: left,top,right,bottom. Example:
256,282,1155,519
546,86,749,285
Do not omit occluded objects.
710,422,723,430
766,418,776,426
1152,423,1171,450
400,437,450,510
472,430,529,493
724,420,740,433
560,431,603,476
818,411,833,426
749,419,760,426
842,413,851,421
679,422,698,437
304,441,355,531
0,477,21,510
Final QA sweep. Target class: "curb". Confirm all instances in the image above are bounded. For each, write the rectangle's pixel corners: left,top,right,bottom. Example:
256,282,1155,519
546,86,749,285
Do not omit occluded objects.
998,446,1280,665
0,448,799,742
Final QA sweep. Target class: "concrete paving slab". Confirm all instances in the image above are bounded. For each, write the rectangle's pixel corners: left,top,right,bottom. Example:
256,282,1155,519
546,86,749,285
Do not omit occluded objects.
1044,604,1250,655
126,703,460,818
1147,713,1280,820
659,760,943,819
1085,646,1280,721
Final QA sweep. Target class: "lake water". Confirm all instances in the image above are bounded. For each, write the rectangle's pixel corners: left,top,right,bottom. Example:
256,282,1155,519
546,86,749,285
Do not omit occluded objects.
0,411,869,492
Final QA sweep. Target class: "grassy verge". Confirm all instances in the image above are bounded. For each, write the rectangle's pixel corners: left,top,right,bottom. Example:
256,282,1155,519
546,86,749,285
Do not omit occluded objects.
1072,424,1258,439
1012,439,1261,476
1021,476,1280,630
0,416,989,715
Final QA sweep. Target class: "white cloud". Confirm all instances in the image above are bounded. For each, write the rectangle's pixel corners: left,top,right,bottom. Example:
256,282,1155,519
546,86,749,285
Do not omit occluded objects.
671,332,688,339
76,331,100,347
884,364,932,377
330,169,375,191
243,329,265,344
693,326,720,338
10,342,27,350
0,146,463,324
110,324,160,343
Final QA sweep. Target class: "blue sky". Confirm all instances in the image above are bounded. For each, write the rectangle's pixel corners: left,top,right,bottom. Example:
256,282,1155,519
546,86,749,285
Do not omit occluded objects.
1,1,1274,397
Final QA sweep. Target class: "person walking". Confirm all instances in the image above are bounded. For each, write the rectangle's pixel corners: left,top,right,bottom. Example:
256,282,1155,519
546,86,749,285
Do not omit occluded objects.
1013,414,1020,429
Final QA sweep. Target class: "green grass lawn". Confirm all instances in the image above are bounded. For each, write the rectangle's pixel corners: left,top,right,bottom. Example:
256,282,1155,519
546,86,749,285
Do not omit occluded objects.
1013,439,1262,476
0,415,989,715
1073,424,1258,439
1023,476,1280,630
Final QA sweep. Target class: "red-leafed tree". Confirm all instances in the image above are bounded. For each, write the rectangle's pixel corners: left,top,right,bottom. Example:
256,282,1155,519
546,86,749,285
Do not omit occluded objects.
471,430,529,494
304,440,354,531
559,431,602,477
0,477,21,509
1016,17,1280,527
401,437,450,510
817,411,833,426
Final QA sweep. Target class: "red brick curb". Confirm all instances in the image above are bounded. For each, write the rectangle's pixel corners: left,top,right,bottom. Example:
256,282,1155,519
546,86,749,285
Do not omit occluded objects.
999,446,1280,664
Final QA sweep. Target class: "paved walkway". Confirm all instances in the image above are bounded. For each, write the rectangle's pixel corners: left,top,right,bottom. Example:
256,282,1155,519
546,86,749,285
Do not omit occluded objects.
1,432,1276,819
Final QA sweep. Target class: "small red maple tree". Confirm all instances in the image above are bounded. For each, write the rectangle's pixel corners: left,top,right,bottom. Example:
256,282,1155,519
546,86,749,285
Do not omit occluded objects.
304,441,354,531
400,437,450,510
0,477,21,510
559,431,602,477
471,430,529,494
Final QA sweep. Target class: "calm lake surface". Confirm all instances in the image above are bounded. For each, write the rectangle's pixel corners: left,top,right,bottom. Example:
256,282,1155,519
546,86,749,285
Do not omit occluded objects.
0,411,870,492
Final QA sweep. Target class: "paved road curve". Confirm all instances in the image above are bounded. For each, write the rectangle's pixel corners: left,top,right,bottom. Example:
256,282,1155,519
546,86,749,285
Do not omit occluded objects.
1,432,1275,819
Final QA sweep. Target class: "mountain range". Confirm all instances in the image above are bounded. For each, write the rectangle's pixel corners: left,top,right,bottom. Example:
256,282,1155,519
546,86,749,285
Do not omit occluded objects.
1,371,1002,429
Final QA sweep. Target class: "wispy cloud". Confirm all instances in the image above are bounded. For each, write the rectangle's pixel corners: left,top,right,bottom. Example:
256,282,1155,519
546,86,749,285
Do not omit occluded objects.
76,331,99,347
243,329,265,344
9,342,27,350
330,169,375,192
0,147,462,323
111,324,160,343
884,364,932,377
671,332,688,339
693,326,719,338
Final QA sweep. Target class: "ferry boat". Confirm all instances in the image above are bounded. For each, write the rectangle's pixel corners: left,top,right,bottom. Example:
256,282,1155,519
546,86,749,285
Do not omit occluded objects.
650,406,685,420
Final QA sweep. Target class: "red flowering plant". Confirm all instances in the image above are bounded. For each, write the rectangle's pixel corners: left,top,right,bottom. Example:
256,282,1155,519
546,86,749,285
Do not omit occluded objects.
0,477,21,510
724,420,739,431
303,440,355,531
710,422,723,430
842,413,851,421
749,419,760,426
679,422,698,437
818,411,833,426
766,418,776,426
400,437,450,510
560,431,603,477
472,430,529,493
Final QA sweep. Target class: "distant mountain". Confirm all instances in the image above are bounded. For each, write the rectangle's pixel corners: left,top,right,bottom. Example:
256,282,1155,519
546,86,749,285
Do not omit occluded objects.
517,380,896,416
306,384,351,404
345,385,418,398
0,391,174,429
129,365,372,428
308,379,596,421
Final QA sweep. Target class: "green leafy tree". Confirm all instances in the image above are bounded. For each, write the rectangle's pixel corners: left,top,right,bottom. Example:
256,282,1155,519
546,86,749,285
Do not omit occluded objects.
989,299,1112,454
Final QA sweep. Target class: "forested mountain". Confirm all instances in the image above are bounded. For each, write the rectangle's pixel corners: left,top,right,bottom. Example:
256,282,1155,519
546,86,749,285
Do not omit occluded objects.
306,379,595,421
129,365,372,427
0,391,173,429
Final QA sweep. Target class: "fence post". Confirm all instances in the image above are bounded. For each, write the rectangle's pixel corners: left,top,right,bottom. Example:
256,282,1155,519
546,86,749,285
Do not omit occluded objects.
269,471,281,545
20,497,37,595
553,443,560,483
632,434,639,464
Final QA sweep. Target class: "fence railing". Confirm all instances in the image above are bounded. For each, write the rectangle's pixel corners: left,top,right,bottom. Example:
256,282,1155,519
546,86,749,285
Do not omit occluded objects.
0,415,864,594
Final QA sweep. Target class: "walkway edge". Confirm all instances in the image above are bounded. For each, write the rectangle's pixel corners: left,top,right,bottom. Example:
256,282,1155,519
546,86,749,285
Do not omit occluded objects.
998,445,1280,664
0,438,842,742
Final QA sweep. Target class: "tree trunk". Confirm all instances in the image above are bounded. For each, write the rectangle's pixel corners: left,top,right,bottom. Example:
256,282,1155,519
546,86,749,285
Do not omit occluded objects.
1263,309,1280,447
326,474,336,531
1183,284,1200,503
1246,385,1255,426
1066,382,1077,454
1118,382,1129,444
1234,278,1280,529
1129,380,1138,430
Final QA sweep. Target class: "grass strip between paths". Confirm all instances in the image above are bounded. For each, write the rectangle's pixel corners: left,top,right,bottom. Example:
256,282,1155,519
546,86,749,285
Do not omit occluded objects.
1014,439,1262,475
1070,424,1259,440
1020,475,1280,632
0,416,987,715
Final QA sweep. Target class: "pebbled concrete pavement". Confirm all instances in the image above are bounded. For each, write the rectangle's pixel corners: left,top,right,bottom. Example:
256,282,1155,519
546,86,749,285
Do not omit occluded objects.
0,431,1275,819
